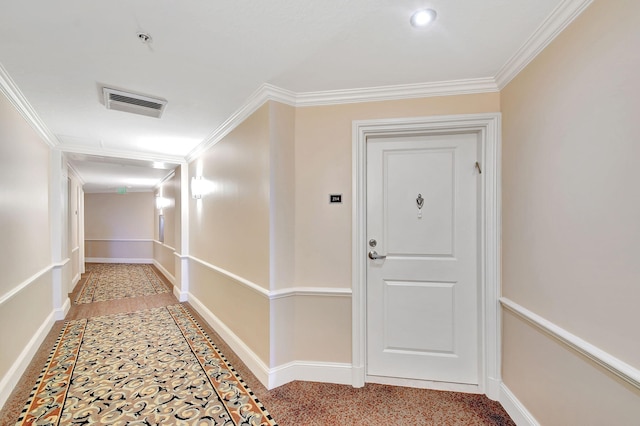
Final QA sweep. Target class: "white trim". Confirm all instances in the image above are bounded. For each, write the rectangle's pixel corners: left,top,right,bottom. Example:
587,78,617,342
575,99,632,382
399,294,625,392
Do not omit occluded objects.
187,292,271,388
177,164,190,300
153,240,176,252
71,246,79,253
366,375,481,394
268,361,352,389
352,113,502,397
66,161,85,185
85,238,154,242
500,297,640,390
499,383,540,426
155,169,177,188
85,257,153,264
0,264,53,306
0,310,56,409
293,78,499,106
269,287,352,300
186,84,275,162
188,255,352,301
173,285,188,302
188,255,270,298
495,0,594,89
153,259,176,285
54,297,71,321
186,78,501,162
72,273,81,290
57,142,185,164
0,63,58,147
52,258,70,269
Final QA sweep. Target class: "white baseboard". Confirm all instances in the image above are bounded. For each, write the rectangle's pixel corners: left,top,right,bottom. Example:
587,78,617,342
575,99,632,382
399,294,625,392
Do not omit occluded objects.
268,361,352,389
85,258,153,264
485,376,502,401
0,310,55,409
54,297,70,320
186,292,271,388
71,272,81,293
500,383,539,426
173,285,188,302
152,259,175,285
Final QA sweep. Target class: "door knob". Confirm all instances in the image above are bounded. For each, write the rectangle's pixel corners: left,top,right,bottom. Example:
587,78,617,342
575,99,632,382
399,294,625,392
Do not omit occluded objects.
368,250,387,260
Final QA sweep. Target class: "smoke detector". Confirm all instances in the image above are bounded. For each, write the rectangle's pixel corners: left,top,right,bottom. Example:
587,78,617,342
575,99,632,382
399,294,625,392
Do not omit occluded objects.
103,87,167,119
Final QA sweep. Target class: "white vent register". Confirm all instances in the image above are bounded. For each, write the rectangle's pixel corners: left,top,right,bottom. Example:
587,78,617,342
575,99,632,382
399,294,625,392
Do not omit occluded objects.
103,87,167,118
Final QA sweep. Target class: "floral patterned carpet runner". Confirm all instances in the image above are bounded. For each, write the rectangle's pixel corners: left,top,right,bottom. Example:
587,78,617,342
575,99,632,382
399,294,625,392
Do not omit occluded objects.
17,305,277,425
75,264,170,304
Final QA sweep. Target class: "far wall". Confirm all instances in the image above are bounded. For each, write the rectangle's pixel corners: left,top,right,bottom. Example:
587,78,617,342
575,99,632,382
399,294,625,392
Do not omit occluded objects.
84,192,154,262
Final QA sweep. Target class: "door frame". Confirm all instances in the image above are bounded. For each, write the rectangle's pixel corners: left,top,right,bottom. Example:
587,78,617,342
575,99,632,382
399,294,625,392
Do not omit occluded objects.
351,113,502,400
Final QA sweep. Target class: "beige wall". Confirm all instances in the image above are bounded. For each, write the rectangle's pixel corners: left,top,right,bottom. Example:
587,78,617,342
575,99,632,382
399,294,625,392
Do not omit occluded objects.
284,94,500,365
0,90,53,399
190,103,271,288
188,103,272,364
501,0,640,422
269,102,296,290
294,93,500,289
187,94,500,376
84,192,154,261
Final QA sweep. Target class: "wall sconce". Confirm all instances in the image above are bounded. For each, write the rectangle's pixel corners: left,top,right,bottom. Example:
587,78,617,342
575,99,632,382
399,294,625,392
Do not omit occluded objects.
191,175,205,199
156,195,169,210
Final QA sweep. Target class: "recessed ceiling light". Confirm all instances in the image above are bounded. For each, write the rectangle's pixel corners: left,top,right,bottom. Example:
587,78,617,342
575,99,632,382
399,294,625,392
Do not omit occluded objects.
410,9,437,28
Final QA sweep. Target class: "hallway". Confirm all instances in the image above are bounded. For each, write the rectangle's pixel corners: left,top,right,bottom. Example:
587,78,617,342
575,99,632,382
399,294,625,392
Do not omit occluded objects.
1,264,513,425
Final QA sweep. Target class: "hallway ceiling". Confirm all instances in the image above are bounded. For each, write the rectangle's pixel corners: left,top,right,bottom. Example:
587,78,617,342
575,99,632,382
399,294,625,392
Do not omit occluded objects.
0,0,579,192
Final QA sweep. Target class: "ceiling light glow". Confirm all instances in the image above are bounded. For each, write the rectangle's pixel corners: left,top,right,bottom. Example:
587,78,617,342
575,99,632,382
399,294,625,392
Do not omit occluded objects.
410,9,437,28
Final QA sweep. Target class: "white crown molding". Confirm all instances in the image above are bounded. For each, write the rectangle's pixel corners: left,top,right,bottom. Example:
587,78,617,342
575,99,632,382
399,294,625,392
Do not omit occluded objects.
500,297,640,390
59,142,186,165
0,62,59,147
186,78,499,163
185,84,277,162
291,78,499,107
495,0,594,89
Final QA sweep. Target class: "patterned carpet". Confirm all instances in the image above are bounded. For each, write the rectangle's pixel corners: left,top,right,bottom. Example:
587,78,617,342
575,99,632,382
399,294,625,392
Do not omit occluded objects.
17,305,277,425
75,264,169,304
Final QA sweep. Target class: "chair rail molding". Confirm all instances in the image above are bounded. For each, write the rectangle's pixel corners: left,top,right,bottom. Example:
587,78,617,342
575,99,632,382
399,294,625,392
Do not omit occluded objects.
500,297,640,390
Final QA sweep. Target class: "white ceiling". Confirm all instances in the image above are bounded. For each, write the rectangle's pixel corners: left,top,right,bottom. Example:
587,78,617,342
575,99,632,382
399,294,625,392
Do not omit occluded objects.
0,0,586,192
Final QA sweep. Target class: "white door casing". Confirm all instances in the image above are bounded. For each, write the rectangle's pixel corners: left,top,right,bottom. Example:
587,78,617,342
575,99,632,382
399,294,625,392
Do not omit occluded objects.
366,133,479,386
352,113,501,399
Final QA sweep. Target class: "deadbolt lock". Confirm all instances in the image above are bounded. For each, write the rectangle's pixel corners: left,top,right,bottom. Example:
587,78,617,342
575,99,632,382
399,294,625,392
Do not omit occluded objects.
369,239,377,248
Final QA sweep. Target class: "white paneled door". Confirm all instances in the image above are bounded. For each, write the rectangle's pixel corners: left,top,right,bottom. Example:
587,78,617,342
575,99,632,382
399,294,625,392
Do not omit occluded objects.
366,132,479,385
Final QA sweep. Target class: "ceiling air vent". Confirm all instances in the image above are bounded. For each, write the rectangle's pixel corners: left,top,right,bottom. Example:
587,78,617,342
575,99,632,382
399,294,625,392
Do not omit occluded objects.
103,87,167,118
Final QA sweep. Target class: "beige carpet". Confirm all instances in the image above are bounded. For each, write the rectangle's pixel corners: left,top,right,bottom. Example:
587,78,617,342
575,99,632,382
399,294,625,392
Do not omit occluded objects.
16,305,275,425
75,264,169,304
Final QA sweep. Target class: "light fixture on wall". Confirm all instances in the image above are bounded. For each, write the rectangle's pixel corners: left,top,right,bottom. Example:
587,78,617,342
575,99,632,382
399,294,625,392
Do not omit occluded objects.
156,194,170,210
410,8,437,28
191,176,205,199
